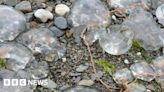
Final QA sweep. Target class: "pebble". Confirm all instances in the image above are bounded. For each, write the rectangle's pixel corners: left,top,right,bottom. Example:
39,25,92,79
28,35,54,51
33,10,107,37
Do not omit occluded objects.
15,1,32,13
46,6,53,12
137,52,142,56
124,59,130,64
49,26,65,37
31,0,48,3
55,4,70,16
3,0,21,6
34,9,53,23
25,12,34,22
76,63,89,72
41,79,57,89
63,86,100,92
78,79,94,86
54,17,68,29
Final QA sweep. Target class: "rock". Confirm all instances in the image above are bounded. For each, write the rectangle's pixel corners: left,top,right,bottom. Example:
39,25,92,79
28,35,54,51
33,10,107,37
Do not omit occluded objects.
124,59,130,64
31,2,46,10
55,4,70,16
41,79,57,89
16,28,66,62
0,42,33,71
49,26,65,37
0,5,26,42
76,63,89,72
15,1,32,13
63,86,100,92
25,12,34,22
54,17,68,29
99,25,133,55
3,0,21,6
126,83,146,92
46,6,53,12
130,62,155,82
30,0,48,3
112,68,134,84
156,4,164,26
34,9,53,23
69,0,109,27
78,79,94,86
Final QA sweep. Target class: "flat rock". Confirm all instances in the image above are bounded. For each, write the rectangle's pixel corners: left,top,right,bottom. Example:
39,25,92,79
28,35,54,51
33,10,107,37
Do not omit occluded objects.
54,17,68,29
78,79,94,86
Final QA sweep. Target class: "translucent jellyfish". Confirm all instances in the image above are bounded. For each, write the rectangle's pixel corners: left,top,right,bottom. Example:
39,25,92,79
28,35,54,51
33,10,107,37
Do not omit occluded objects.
124,8,162,50
99,25,133,55
151,56,164,89
130,62,155,82
0,42,33,71
17,28,66,61
156,4,164,26
63,86,101,92
112,68,134,84
69,0,109,27
0,5,26,42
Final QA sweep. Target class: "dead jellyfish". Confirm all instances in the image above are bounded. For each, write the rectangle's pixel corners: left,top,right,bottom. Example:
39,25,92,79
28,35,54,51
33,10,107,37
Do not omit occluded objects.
16,28,66,61
0,42,33,71
0,5,26,42
69,0,109,27
99,25,133,55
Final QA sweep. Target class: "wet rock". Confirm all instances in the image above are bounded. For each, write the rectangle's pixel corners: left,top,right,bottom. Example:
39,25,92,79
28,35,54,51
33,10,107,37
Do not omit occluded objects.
76,63,89,72
49,26,64,37
63,86,101,92
15,1,32,13
151,56,164,89
78,79,94,86
126,83,146,92
55,4,70,16
112,68,134,84
3,0,21,6
34,9,53,23
0,5,26,42
54,17,68,29
0,42,33,71
99,25,133,55
69,0,109,27
156,4,164,26
124,8,162,50
17,28,66,61
130,62,155,82
41,79,57,89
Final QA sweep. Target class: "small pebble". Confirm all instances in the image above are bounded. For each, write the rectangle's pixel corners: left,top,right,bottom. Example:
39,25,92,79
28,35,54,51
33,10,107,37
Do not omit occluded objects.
34,9,53,22
124,59,130,64
41,79,57,89
3,0,21,6
49,26,65,37
78,79,94,86
55,4,70,16
137,52,142,56
54,17,68,29
31,0,48,3
76,64,89,72
15,1,32,13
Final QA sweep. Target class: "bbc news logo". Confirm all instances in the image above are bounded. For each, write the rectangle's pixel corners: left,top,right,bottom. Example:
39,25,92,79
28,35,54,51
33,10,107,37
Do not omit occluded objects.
3,79,48,86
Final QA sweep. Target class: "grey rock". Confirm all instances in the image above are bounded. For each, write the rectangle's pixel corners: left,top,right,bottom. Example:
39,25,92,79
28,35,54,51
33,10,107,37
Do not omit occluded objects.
54,17,68,29
49,26,65,37
25,12,34,22
41,79,57,89
130,62,155,82
156,4,164,26
127,83,146,92
0,5,26,42
112,68,134,84
15,1,32,13
76,63,89,72
3,0,21,6
63,86,101,92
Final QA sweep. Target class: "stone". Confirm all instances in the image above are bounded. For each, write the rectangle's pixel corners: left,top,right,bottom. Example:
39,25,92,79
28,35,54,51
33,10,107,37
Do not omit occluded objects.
3,0,21,6
30,0,48,3
126,83,146,92
156,4,164,26
130,62,155,82
54,17,68,29
63,86,100,92
55,4,70,16
69,0,109,27
99,25,133,55
124,59,130,64
76,63,89,72
0,5,26,42
34,9,53,23
46,6,53,12
15,1,32,13
0,42,33,71
25,12,34,22
16,28,66,61
41,79,57,89
78,79,94,86
49,26,64,37
112,68,134,84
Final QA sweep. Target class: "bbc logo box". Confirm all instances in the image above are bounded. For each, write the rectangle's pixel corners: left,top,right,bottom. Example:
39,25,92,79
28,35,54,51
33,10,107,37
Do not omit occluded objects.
3,79,27,86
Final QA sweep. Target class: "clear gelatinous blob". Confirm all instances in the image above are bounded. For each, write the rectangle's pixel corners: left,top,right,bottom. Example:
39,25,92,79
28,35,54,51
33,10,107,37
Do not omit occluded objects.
112,68,134,84
130,62,155,82
124,8,163,50
69,0,109,27
99,25,133,55
17,28,66,61
0,42,32,71
156,4,164,26
0,5,26,42
127,83,146,92
63,86,101,92
0,69,34,92
151,56,164,88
